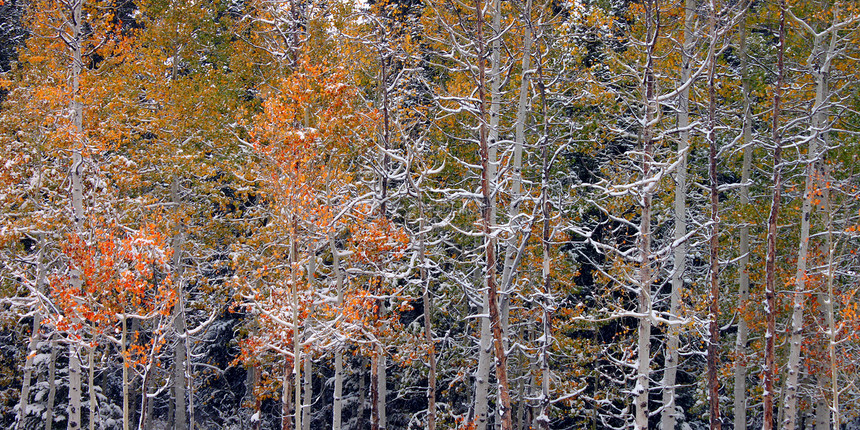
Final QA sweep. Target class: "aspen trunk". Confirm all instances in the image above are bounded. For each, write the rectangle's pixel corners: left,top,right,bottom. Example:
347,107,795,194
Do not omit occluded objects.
705,3,721,428
330,235,344,430
733,6,753,429
45,338,57,430
302,355,312,430
763,3,786,429
88,347,96,430
18,235,45,430
171,175,188,430
416,180,437,430
290,223,302,430
635,2,658,428
122,317,130,430
661,0,694,425
475,0,512,427
378,353,387,430
67,1,85,429
283,359,293,430
474,0,502,422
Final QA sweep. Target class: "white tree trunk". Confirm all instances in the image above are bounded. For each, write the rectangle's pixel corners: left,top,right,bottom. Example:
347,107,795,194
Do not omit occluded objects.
122,317,130,430
733,7,753,430
302,355,312,430
291,224,302,430
661,0,694,427
172,175,188,430
475,0,503,425
782,16,837,427
763,5,786,429
67,1,85,429
330,234,344,430
18,235,45,430
635,2,658,428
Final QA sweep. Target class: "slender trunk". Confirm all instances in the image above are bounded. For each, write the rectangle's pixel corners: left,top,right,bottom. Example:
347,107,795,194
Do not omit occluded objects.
171,175,187,430
501,0,533,297
823,170,840,430
330,235,344,430
302,356,312,430
706,2,721,428
18,235,46,430
45,337,57,430
358,357,366,429
417,182,437,430
662,0,693,425
378,352,387,430
301,254,316,430
371,350,379,430
733,6,753,429
762,3,786,429
486,0,507,355
283,358,293,430
635,2,658,428
122,317,129,430
68,1,85,429
475,0,512,428
88,347,96,430
535,57,552,430
291,221,302,430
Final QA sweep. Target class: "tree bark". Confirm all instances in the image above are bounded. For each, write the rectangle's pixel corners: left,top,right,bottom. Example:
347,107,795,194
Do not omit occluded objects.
733,6,753,429
635,1,658,428
67,1,85,428
330,234,344,430
18,234,45,430
762,3,786,429
45,337,57,430
171,174,188,430
475,0,513,427
661,0,694,426
706,1,721,427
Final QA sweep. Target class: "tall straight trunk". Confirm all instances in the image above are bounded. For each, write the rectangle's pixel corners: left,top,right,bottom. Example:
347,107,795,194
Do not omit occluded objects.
501,0,533,295
301,254,316,430
303,356,312,430
67,1,85,429
635,2,658,428
330,234,344,430
283,358,293,430
487,0,508,347
122,317,130,430
378,353,387,430
171,175,188,430
705,2,721,428
45,337,57,430
474,0,503,424
733,6,753,429
475,0,513,428
507,4,533,418
290,222,302,430
371,349,379,430
414,174,437,430
358,357,366,429
371,50,391,430
783,11,837,427
535,55,552,430
661,0,694,427
18,235,45,430
762,3,786,429
823,170,840,430
88,347,96,430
